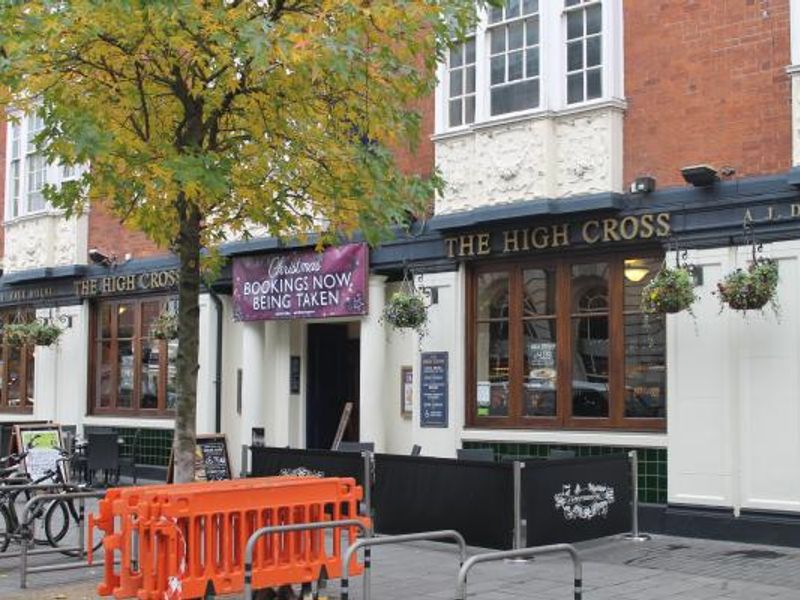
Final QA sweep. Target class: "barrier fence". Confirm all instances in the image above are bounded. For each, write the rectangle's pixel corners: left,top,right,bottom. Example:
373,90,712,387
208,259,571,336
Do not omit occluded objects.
250,446,634,551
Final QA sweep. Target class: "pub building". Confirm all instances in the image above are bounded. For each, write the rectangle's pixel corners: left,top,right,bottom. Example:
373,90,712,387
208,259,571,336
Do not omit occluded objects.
3,0,800,545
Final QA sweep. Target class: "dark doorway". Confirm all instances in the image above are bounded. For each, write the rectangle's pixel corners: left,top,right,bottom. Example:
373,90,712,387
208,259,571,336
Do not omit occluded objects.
306,324,360,449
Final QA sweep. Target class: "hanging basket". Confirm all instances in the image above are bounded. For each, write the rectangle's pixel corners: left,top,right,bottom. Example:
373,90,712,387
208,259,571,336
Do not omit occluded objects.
3,321,63,347
641,265,697,315
716,258,779,312
151,310,179,340
382,291,428,335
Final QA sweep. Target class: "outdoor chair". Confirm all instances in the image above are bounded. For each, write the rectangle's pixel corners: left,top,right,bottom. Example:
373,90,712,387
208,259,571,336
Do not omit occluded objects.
456,448,495,462
86,433,120,486
117,429,141,484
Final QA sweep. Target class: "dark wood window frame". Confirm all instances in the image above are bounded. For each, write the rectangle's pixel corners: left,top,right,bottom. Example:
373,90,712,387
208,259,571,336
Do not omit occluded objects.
466,251,666,432
88,296,177,417
0,310,35,414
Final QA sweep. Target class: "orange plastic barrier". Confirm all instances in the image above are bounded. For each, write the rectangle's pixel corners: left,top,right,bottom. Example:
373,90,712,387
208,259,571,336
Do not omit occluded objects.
90,476,368,600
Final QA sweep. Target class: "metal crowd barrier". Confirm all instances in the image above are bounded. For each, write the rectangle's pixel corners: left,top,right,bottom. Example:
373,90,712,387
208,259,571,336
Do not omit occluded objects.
340,530,467,600
455,543,583,600
19,489,107,588
243,519,370,600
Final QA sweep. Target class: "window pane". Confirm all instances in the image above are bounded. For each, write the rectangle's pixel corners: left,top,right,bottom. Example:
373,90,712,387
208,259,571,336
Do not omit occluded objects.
491,79,539,115
625,314,666,418
586,35,601,67
572,263,609,313
465,65,476,94
587,68,602,99
508,51,523,81
25,347,34,407
118,340,134,408
523,0,538,15
465,96,476,124
567,10,584,40
449,99,462,127
141,301,162,336
491,55,505,85
476,321,509,417
586,4,602,34
140,339,160,410
118,303,135,338
525,17,539,46
523,267,556,316
449,45,463,68
567,72,584,103
490,6,504,24
507,0,520,19
572,315,609,417
7,346,20,407
490,28,505,55
477,272,509,319
525,47,540,78
99,304,112,338
449,68,463,97
523,320,557,416
465,38,476,63
97,342,112,408
567,40,584,72
167,339,179,410
508,21,524,50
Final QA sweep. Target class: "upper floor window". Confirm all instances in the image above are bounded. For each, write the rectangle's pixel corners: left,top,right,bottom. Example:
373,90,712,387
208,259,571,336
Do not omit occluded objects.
438,0,622,132
5,111,81,220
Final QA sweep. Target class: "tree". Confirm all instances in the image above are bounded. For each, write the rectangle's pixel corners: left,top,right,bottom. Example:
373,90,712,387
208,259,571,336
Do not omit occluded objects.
0,0,482,482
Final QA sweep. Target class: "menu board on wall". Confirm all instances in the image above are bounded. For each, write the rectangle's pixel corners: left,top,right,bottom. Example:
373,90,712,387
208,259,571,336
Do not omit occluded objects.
232,243,368,321
420,352,448,428
168,434,232,482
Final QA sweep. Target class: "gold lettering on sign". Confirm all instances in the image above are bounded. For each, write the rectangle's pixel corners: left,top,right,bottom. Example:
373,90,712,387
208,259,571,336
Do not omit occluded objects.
477,233,491,255
744,209,754,224
76,269,179,298
656,212,671,237
459,235,475,257
767,206,775,221
640,214,655,238
619,216,639,241
531,227,550,249
445,238,458,258
603,219,620,242
503,230,521,253
582,220,601,244
552,224,570,247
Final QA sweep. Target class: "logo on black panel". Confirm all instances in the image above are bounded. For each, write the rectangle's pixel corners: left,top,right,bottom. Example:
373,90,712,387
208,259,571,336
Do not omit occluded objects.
554,483,616,521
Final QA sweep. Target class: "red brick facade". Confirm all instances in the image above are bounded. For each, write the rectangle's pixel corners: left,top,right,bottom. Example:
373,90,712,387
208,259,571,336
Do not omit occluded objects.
0,120,5,260
88,202,163,260
623,0,792,188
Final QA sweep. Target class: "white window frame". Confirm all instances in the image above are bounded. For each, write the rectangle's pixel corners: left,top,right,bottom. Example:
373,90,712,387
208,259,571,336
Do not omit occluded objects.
4,110,83,222
435,0,623,134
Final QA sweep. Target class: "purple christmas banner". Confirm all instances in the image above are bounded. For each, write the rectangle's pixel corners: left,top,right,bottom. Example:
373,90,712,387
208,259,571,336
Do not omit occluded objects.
233,243,368,321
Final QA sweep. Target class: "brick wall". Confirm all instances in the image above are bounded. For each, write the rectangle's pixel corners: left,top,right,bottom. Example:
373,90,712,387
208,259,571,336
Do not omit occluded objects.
624,0,792,188
88,202,165,261
392,96,435,177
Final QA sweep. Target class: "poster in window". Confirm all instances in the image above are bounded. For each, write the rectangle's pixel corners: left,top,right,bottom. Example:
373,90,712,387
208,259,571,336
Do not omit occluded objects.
527,341,556,381
401,366,413,417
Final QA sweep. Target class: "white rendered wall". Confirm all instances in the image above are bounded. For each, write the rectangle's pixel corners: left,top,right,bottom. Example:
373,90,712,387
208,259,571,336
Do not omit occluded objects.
668,242,800,514
220,296,245,474
4,214,88,273
195,294,217,435
434,107,624,215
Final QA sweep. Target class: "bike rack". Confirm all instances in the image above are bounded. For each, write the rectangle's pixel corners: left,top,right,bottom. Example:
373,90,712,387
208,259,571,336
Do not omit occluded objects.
340,530,468,600
454,543,583,600
19,489,107,588
243,518,370,600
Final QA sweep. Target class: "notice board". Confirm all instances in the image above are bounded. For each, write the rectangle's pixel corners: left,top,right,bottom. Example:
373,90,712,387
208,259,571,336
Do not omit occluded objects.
420,352,448,428
168,434,232,482
12,423,65,483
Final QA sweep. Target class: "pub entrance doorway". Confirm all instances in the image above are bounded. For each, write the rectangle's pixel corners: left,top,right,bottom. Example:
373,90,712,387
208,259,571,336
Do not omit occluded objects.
305,323,360,449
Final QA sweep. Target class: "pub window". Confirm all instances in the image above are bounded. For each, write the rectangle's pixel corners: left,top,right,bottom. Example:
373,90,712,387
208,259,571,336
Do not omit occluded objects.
469,254,666,430
91,297,178,416
0,310,36,413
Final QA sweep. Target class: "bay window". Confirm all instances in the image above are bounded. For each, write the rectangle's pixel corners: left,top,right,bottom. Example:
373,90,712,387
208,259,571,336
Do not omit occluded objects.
468,254,666,430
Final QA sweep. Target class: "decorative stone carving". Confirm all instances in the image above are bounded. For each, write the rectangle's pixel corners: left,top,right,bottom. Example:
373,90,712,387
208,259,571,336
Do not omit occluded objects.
4,214,85,273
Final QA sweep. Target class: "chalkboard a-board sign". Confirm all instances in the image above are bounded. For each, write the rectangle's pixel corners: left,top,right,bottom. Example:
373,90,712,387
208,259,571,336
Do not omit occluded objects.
12,423,66,483
420,352,448,428
167,434,232,483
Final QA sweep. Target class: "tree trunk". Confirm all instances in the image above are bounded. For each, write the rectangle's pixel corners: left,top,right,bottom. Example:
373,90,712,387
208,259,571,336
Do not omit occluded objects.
172,200,202,483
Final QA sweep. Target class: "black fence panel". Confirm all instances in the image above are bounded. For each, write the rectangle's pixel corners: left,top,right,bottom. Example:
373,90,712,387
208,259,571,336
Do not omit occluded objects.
522,454,631,545
250,446,366,487
373,454,514,550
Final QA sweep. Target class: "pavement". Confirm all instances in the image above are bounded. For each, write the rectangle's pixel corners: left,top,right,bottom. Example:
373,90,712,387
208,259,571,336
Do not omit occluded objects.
1,532,800,599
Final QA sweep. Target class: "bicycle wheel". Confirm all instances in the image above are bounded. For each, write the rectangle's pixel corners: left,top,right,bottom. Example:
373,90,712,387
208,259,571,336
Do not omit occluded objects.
0,505,10,553
43,499,71,552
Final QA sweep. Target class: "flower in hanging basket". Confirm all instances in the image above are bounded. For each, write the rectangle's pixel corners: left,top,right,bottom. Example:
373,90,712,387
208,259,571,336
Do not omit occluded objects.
151,311,179,340
641,265,697,315
382,291,428,335
716,258,779,313
3,323,32,347
28,321,63,346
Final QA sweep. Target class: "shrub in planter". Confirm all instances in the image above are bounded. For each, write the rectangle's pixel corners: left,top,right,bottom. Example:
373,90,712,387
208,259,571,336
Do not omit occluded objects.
151,311,179,340
382,291,428,336
641,266,697,315
716,258,779,313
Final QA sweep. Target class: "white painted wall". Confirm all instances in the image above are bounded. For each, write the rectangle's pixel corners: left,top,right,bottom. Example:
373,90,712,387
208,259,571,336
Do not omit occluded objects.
220,296,244,473
196,294,217,435
4,214,88,273
668,242,800,514
434,106,624,214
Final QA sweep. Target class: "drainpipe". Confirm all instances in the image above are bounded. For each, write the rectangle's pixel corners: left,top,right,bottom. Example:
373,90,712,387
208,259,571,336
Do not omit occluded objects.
209,289,224,434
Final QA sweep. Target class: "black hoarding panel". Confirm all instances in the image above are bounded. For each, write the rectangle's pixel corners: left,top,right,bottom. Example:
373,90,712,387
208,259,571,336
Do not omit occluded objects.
250,446,365,487
523,455,632,546
373,454,514,550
